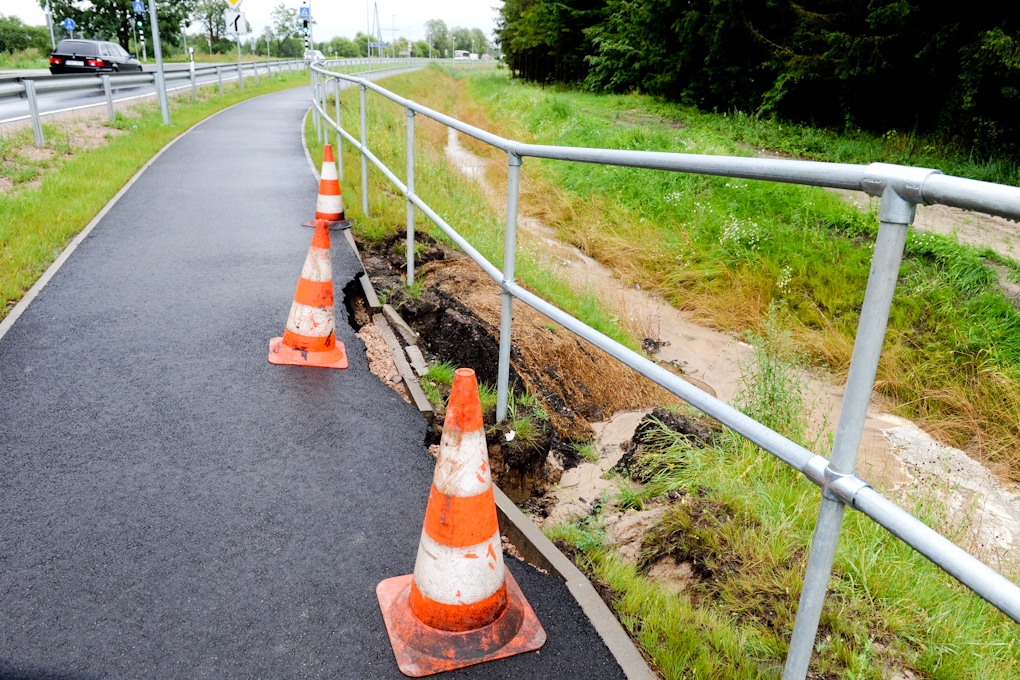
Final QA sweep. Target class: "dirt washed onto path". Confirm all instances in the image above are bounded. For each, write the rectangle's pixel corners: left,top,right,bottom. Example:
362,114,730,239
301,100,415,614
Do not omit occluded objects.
445,130,1020,565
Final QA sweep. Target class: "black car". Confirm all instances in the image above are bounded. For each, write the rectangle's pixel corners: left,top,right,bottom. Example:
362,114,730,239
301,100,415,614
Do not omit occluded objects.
48,39,143,74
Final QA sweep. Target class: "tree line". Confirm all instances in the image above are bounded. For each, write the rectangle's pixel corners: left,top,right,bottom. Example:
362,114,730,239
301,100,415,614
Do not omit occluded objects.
6,3,492,62
496,0,1020,159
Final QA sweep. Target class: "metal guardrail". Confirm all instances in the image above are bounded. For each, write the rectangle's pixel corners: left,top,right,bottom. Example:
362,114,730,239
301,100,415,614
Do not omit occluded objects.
0,59,316,145
309,61,1020,678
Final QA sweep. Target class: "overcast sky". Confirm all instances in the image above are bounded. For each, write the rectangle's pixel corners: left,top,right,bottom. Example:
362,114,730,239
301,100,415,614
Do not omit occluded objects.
0,0,502,42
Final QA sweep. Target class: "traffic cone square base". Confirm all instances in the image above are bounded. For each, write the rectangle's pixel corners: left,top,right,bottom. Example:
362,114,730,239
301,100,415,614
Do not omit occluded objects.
302,219,352,231
268,336,348,369
377,567,546,677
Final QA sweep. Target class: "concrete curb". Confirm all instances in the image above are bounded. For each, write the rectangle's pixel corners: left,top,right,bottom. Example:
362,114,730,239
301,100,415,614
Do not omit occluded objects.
302,105,659,680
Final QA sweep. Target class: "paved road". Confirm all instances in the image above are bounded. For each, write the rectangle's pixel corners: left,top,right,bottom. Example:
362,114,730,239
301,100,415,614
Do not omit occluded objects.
0,63,296,124
0,85,626,678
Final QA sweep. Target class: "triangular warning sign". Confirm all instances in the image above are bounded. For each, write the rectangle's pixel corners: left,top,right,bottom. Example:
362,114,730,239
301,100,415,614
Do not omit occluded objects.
225,0,243,8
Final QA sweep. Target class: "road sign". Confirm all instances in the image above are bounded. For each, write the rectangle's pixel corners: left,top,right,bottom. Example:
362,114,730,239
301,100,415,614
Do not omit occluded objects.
225,0,243,7
369,41,386,48
224,11,245,36
132,1,145,14
61,18,75,31
299,7,311,19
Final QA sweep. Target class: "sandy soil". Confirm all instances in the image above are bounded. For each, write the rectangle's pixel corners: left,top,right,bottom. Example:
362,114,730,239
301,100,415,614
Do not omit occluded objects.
836,189,1020,262
446,130,1020,565
355,323,411,404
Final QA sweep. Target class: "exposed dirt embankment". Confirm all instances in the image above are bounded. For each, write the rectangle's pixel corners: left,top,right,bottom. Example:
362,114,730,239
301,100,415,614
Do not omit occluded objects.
351,231,686,502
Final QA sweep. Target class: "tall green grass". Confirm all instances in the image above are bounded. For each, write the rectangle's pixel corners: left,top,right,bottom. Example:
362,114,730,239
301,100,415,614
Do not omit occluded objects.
304,66,637,350
548,314,1020,678
458,70,1020,477
1,69,310,317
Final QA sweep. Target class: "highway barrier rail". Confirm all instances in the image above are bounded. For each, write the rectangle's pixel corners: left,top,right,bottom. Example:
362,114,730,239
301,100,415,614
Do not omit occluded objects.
309,59,1020,679
0,58,433,146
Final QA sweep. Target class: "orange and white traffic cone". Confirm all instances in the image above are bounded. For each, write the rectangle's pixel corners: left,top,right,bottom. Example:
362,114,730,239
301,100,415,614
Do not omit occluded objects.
377,368,546,676
303,144,351,231
268,219,348,370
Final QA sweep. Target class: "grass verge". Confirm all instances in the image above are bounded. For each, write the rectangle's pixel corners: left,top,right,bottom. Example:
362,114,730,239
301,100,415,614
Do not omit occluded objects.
1,68,309,319
449,68,1020,480
549,318,1020,678
303,66,636,350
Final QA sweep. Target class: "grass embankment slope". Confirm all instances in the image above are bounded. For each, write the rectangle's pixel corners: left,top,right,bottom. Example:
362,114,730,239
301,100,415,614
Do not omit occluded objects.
458,70,1020,481
1,68,309,319
308,65,1020,679
303,67,633,349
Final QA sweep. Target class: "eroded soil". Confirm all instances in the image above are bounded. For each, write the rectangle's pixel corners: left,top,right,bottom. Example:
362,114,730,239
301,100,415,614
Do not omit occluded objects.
441,129,1020,569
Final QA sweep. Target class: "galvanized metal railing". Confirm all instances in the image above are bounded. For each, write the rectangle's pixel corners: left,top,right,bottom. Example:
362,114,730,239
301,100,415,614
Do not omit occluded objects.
0,59,327,144
310,61,1020,679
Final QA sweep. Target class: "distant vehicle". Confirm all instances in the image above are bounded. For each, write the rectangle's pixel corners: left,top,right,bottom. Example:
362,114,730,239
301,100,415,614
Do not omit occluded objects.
304,49,325,62
469,53,478,61
48,39,141,74
453,50,469,60
481,54,490,61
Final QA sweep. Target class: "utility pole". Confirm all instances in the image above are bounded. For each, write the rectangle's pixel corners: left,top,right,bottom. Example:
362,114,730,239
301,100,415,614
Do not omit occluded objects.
45,2,55,50
147,0,170,125
131,12,138,57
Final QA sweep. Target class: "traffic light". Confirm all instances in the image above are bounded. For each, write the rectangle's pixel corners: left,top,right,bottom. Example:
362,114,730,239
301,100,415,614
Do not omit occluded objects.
136,20,143,29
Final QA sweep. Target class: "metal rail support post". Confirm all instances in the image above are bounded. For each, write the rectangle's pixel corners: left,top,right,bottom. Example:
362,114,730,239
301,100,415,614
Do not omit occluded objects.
406,107,416,285
782,186,914,680
216,66,223,95
238,63,244,91
190,66,198,101
24,80,44,147
253,63,259,85
496,153,523,422
360,83,369,216
318,76,326,144
335,78,343,181
101,74,115,121
311,70,319,137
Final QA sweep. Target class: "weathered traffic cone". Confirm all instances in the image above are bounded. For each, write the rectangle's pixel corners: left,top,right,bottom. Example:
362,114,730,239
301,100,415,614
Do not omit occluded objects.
268,219,348,369
303,144,351,230
377,368,546,676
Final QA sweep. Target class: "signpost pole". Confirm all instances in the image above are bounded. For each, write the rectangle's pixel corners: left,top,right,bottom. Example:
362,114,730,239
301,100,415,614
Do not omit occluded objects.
147,0,171,125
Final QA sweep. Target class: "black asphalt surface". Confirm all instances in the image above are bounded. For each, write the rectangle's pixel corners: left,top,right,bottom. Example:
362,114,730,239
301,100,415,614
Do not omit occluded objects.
0,86,626,679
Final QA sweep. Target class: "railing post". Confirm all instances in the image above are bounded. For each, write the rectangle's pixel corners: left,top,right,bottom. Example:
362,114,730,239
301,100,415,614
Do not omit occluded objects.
190,64,198,101
496,153,523,422
783,186,915,680
318,74,326,144
406,107,416,286
216,66,223,95
335,77,344,181
24,80,44,147
238,63,244,91
101,74,115,121
311,70,319,137
254,62,260,85
360,83,369,217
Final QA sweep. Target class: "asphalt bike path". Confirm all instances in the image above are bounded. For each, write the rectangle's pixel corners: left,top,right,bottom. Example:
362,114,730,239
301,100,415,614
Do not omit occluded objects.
0,86,626,678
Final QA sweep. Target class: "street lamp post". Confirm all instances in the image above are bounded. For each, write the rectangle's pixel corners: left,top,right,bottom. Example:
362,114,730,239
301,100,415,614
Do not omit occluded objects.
147,0,170,124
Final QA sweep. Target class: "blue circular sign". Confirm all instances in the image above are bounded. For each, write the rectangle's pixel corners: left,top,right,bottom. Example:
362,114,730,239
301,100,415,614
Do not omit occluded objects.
61,18,76,31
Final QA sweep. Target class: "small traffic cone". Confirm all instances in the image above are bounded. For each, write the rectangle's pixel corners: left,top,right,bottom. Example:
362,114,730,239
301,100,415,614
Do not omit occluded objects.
268,219,348,370
377,368,546,676
303,144,351,231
